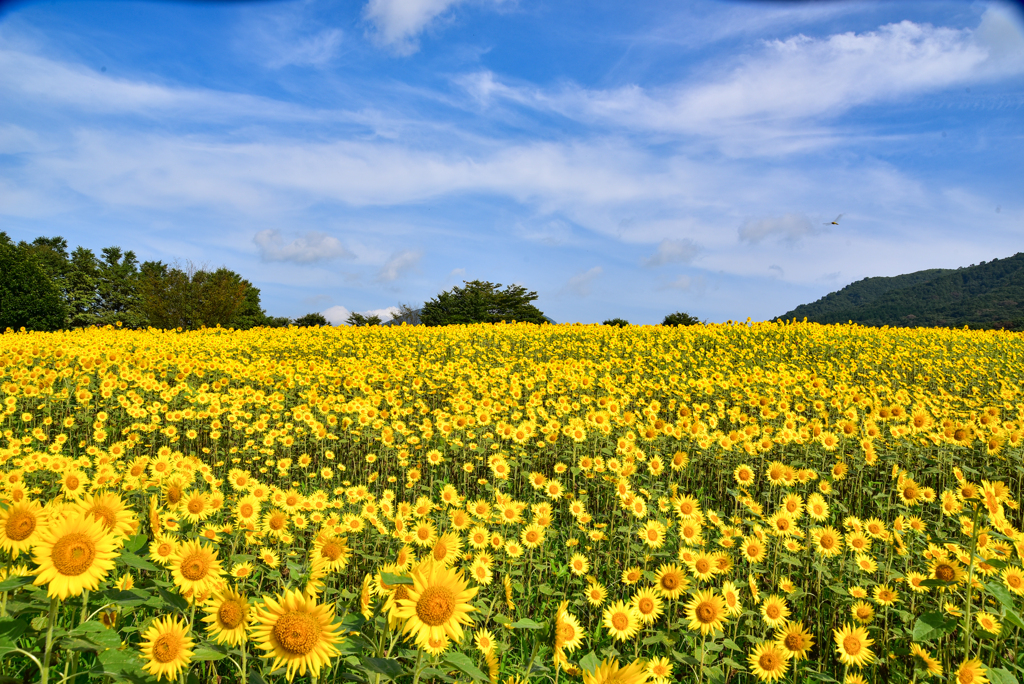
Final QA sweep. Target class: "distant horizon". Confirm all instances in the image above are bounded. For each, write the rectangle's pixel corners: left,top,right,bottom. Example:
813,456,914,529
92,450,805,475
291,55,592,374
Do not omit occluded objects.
2,0,1022,325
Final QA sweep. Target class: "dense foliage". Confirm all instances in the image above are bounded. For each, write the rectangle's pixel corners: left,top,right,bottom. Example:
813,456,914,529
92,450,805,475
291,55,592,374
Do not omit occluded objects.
0,233,284,331
778,253,1024,329
420,280,546,326
2,322,1024,684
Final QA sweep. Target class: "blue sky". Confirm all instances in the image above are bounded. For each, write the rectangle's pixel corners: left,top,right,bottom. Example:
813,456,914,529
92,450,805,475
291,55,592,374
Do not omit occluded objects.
1,0,1022,325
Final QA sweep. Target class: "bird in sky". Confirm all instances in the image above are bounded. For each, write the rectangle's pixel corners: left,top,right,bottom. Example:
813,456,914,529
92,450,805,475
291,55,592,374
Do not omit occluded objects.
824,214,843,225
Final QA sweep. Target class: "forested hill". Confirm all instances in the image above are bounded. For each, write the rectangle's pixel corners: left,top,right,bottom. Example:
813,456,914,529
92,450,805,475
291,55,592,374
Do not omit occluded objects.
776,253,1024,329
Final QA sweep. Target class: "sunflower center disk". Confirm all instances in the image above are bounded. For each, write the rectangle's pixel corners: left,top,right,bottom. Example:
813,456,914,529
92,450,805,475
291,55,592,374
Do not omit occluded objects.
52,533,97,576
784,634,801,650
759,652,780,670
5,511,35,541
65,476,80,490
611,612,629,630
273,611,321,655
843,635,862,656
415,586,456,626
661,575,679,590
935,565,955,582
638,598,654,614
181,554,210,581
696,602,716,623
218,601,244,629
321,542,341,560
152,633,181,663
188,500,204,514
557,623,576,642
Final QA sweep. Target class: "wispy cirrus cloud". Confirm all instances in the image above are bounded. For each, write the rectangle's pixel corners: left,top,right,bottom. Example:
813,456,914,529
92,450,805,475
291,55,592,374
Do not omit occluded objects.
377,249,422,282
643,238,701,267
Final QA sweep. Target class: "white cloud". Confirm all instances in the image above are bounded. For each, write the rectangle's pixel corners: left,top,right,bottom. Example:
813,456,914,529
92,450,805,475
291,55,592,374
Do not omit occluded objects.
662,275,692,291
321,305,350,325
377,249,422,281
643,238,701,267
738,213,818,244
465,14,1021,152
254,229,352,263
364,0,500,55
321,305,399,325
238,3,345,69
0,49,321,120
564,266,602,297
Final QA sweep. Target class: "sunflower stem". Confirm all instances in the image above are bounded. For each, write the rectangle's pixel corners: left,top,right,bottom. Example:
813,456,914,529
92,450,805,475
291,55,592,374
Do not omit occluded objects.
411,649,425,684
962,504,981,659
40,596,59,684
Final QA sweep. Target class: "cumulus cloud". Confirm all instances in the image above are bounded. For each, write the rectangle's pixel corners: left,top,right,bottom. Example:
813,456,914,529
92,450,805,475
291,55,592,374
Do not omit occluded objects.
321,305,400,325
564,266,602,297
321,305,351,325
254,230,352,263
738,213,817,244
643,238,701,267
377,249,422,282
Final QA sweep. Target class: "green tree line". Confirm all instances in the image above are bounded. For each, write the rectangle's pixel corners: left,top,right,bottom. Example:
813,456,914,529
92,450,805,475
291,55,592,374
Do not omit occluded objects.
1,233,293,332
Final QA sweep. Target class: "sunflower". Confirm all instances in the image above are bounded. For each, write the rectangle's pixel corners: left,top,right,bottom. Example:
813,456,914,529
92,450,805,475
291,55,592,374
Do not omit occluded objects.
975,611,1002,635
685,588,728,635
872,584,898,606
0,499,48,558
570,553,590,575
811,527,843,557
834,623,874,668
32,512,118,599
602,600,641,641
909,643,943,677
647,656,673,684
554,601,584,653
474,627,496,655
760,595,790,628
955,658,989,684
631,586,663,625
748,642,791,682
721,580,743,617
850,600,874,624
392,561,478,650
309,531,350,572
429,532,463,568
741,536,767,564
1003,567,1024,595
687,553,717,582
170,539,225,602
251,588,343,681
929,557,966,586
586,582,608,606
203,587,250,647
140,615,194,681
582,657,650,684
654,563,689,600
775,621,814,660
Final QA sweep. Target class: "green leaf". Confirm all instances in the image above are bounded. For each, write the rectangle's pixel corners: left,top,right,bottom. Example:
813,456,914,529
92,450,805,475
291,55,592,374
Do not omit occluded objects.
0,617,28,643
1003,607,1024,632
192,645,228,661
986,581,1017,611
118,551,160,573
359,657,403,679
380,572,413,586
912,612,957,642
492,614,511,626
442,651,488,682
156,586,189,613
510,618,545,630
0,575,34,592
124,534,148,554
989,668,1021,684
64,621,122,651
537,583,554,595
723,658,745,671
579,651,602,675
723,638,741,652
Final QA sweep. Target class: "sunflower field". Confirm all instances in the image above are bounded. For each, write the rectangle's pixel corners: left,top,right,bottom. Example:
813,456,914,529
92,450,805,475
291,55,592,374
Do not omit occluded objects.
1,321,1023,684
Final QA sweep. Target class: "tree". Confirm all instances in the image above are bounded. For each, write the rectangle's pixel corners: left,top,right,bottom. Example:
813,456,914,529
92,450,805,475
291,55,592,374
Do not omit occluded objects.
390,302,419,325
603,318,629,327
420,280,546,326
93,247,147,328
293,312,329,327
662,311,702,327
140,261,252,329
65,247,100,328
0,233,67,331
346,312,382,327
